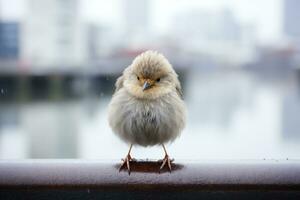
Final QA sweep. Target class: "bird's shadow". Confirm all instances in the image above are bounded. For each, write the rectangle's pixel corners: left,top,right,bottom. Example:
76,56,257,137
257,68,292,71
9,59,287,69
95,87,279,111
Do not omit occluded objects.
116,160,184,174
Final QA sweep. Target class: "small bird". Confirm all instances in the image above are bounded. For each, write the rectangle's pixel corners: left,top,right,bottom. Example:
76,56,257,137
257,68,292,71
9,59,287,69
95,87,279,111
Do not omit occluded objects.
108,50,186,173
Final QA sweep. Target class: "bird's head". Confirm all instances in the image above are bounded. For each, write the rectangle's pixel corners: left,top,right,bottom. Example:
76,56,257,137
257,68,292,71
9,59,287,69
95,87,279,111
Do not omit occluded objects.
123,50,179,99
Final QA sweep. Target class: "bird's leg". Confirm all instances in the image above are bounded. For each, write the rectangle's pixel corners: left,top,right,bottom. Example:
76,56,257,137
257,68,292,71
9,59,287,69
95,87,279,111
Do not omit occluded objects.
119,144,134,174
159,144,174,172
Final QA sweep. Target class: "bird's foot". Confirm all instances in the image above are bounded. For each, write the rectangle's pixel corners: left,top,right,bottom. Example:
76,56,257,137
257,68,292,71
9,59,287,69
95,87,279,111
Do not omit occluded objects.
159,154,174,173
119,154,135,174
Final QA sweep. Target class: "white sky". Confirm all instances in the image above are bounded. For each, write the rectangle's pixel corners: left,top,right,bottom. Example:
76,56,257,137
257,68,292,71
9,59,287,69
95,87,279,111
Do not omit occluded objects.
0,0,283,42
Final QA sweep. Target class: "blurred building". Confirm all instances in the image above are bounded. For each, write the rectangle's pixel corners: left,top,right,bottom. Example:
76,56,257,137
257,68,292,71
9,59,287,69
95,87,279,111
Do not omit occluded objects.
21,0,86,69
283,0,300,68
124,0,150,34
86,24,121,59
282,87,300,140
171,9,240,42
87,24,100,60
170,9,256,65
0,22,19,59
283,0,300,39
250,45,295,69
123,0,151,47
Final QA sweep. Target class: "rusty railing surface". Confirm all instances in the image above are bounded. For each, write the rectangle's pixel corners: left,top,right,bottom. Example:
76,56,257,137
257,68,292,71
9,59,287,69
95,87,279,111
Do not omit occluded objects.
0,160,300,199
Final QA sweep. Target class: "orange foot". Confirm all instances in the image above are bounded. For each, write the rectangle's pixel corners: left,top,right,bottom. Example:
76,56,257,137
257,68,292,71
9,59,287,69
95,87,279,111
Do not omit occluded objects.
159,154,174,173
119,154,136,174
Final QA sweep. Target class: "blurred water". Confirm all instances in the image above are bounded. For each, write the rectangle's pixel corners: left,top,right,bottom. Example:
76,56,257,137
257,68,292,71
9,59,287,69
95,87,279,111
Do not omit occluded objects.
0,69,300,160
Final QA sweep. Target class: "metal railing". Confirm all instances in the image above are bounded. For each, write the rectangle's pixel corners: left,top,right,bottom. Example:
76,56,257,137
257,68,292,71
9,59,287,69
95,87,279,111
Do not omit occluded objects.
1,160,300,199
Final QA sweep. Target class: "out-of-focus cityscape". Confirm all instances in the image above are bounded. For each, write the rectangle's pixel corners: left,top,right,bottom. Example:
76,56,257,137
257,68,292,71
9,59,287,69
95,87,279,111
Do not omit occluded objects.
0,0,300,160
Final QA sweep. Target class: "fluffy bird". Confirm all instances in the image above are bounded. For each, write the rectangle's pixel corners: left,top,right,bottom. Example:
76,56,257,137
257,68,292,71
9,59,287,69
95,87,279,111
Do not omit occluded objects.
108,50,186,173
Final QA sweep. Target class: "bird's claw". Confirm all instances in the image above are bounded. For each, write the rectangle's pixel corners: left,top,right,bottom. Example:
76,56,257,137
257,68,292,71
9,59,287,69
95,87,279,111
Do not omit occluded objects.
119,154,134,174
159,154,174,173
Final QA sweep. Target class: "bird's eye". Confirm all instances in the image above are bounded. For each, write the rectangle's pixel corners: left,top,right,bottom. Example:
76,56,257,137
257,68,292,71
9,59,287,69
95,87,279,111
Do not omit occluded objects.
137,76,140,80
156,78,160,82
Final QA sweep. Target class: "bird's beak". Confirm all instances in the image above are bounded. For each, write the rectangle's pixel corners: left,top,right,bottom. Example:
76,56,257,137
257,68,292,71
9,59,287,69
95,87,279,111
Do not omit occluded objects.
142,81,151,91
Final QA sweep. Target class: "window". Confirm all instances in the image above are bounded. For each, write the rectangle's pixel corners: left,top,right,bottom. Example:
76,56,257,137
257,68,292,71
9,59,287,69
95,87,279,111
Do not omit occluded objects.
0,0,299,167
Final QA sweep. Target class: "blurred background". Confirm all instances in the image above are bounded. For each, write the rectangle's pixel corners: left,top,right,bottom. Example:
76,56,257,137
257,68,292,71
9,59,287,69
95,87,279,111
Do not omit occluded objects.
0,0,300,160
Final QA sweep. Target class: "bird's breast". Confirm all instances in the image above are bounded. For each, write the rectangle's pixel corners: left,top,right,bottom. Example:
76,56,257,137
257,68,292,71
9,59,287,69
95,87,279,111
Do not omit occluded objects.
108,90,186,146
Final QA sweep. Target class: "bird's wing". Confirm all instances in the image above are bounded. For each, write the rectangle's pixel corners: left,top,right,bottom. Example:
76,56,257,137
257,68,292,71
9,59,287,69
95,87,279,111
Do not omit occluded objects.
175,81,184,99
115,75,124,92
